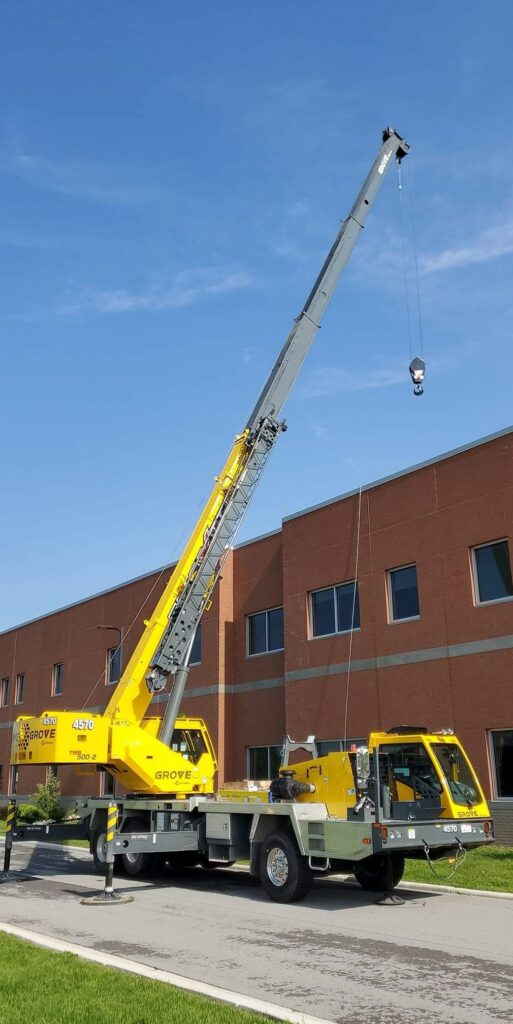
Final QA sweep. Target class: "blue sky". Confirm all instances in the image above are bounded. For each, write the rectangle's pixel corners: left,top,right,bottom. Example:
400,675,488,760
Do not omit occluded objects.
2,1,513,630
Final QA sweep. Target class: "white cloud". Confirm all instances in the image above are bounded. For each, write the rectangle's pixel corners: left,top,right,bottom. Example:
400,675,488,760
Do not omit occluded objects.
58,266,255,315
422,215,513,272
6,140,156,205
302,363,406,398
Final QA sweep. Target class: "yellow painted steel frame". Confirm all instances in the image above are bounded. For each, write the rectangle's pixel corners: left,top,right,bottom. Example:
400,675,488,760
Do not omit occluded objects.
11,711,218,796
105,430,251,724
285,733,490,821
10,433,249,793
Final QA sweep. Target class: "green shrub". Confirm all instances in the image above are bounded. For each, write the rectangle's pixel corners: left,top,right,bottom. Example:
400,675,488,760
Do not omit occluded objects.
31,775,66,823
17,804,40,824
0,805,7,821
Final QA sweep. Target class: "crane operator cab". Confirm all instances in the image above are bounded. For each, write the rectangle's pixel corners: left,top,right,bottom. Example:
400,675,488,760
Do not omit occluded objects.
273,727,491,825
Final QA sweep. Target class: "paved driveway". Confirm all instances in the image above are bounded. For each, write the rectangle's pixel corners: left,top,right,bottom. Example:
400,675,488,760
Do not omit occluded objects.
1,842,512,1024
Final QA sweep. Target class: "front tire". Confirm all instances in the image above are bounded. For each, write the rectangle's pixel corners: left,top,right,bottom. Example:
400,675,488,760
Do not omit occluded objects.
259,832,312,903
353,853,405,892
91,824,109,875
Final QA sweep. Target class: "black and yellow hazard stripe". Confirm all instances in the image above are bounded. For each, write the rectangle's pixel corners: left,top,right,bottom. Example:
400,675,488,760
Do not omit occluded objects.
6,802,16,836
106,803,118,844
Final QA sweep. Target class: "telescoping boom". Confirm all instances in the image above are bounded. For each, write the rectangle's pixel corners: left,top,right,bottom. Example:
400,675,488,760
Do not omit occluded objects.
12,128,409,795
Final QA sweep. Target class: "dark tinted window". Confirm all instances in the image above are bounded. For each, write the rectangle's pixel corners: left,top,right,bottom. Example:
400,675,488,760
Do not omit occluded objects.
474,542,513,603
268,607,284,651
337,581,360,632
389,564,419,621
311,588,336,636
107,646,121,684
492,730,513,798
53,663,63,696
248,608,284,655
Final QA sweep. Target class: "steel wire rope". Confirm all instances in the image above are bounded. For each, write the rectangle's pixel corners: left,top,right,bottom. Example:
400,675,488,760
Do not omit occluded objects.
343,484,363,750
397,161,414,363
405,162,425,360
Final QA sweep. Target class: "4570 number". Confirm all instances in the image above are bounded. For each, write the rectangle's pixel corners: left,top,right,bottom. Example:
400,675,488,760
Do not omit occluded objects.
72,719,95,731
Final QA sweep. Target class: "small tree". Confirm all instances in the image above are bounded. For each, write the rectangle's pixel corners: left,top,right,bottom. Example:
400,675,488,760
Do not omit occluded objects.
32,773,66,822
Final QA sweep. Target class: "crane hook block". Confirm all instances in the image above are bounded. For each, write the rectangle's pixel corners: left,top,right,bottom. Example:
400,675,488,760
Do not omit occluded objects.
409,357,426,396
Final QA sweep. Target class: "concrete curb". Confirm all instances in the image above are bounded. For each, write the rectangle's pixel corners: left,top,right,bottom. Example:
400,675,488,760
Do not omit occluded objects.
397,879,513,900
0,921,336,1024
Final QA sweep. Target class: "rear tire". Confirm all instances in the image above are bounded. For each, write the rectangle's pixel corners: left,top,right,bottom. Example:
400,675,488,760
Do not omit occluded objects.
120,816,154,877
259,832,312,903
353,853,405,892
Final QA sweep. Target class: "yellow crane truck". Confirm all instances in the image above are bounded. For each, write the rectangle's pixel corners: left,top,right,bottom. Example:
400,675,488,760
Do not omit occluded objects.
10,128,494,902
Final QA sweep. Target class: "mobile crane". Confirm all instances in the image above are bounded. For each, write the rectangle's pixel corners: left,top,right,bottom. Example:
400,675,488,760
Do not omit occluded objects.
11,129,494,901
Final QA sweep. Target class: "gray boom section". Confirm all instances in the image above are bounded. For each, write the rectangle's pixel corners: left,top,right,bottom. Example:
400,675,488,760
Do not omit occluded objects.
245,127,409,431
154,127,408,744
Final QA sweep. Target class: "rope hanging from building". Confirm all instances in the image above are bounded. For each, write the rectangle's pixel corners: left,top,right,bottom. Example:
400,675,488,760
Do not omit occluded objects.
343,485,363,750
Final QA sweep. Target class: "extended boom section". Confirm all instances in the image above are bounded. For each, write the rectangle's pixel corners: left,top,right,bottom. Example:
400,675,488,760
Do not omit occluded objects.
12,127,409,796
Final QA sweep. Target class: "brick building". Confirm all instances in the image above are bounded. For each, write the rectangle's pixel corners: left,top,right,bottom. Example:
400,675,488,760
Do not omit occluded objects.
1,426,512,840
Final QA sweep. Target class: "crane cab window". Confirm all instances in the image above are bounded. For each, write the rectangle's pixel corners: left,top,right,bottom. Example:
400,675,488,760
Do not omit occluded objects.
381,743,442,800
170,728,208,764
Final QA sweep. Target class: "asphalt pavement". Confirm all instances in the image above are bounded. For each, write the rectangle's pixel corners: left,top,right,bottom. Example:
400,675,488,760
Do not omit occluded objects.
0,842,512,1024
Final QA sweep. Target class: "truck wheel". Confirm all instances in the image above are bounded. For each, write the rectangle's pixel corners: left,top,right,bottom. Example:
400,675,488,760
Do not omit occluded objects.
91,824,109,875
120,817,153,877
353,853,405,892
259,832,313,903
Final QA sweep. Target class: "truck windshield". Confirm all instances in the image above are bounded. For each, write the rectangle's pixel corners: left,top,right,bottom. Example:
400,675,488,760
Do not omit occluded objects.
170,728,208,764
381,743,442,800
431,743,479,807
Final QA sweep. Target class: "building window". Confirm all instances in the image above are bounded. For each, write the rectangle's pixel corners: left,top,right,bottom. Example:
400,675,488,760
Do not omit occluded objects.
247,745,282,779
247,607,284,656
490,730,513,798
14,673,24,705
189,624,202,666
1,678,8,707
317,737,366,755
52,663,63,696
387,564,420,622
106,646,122,685
472,541,513,605
310,582,360,638
9,765,18,794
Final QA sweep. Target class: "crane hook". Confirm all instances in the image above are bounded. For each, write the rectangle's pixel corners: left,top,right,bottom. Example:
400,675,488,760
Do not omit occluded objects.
409,357,425,396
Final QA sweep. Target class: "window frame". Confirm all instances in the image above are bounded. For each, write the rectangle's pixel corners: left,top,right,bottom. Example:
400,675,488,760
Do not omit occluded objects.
14,673,24,705
488,728,513,799
471,539,513,607
52,662,64,697
106,645,122,686
308,581,360,640
246,744,282,779
386,562,420,624
246,605,284,658
0,678,9,708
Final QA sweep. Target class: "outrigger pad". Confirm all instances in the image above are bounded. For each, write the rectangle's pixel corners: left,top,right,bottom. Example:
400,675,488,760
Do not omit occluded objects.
377,892,406,906
81,890,134,906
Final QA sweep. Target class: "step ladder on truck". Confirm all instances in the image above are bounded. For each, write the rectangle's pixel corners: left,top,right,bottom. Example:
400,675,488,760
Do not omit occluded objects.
10,128,494,902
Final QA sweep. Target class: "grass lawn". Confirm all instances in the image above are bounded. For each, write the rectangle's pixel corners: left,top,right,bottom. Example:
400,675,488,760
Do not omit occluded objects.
0,932,273,1024
403,844,513,893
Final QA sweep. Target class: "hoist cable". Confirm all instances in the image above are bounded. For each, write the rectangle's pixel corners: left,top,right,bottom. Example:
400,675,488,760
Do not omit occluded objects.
405,165,425,359
397,161,414,362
